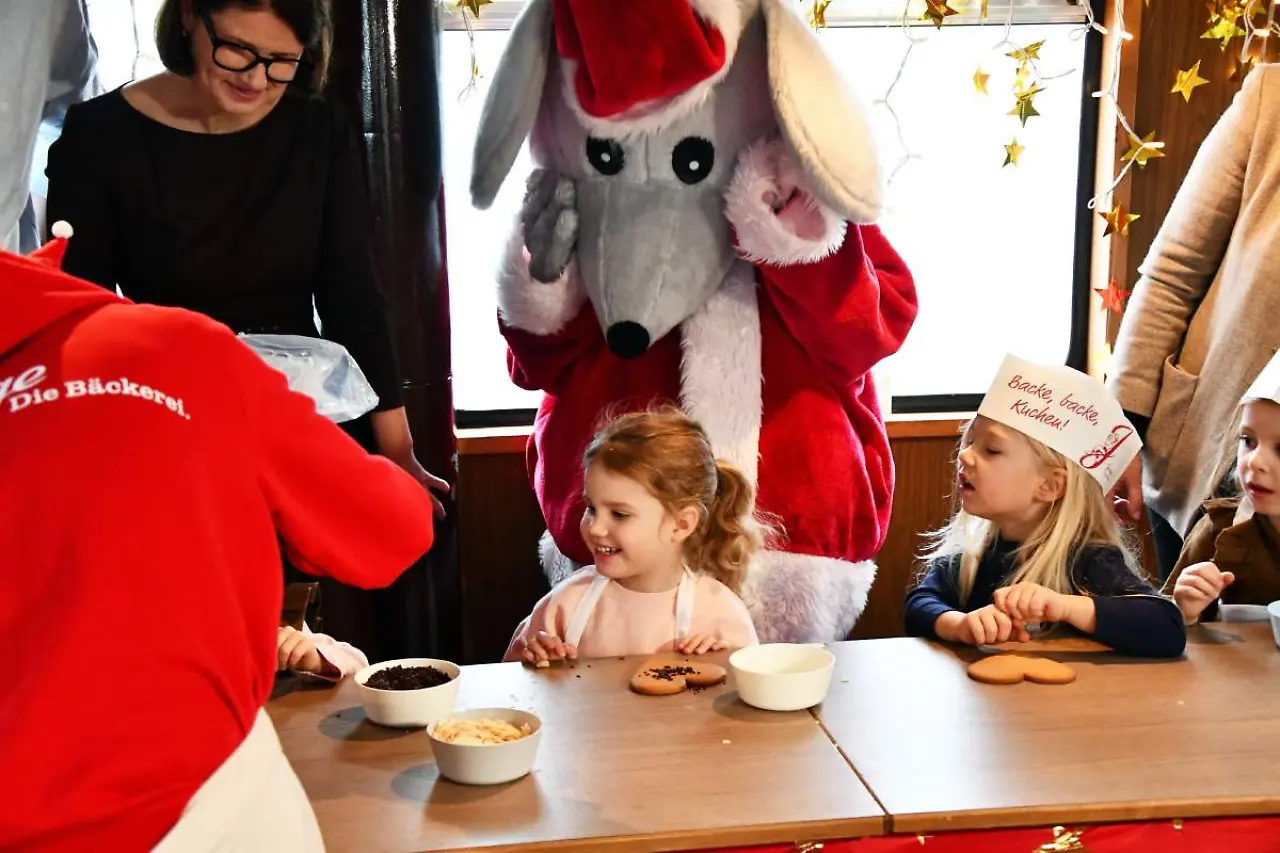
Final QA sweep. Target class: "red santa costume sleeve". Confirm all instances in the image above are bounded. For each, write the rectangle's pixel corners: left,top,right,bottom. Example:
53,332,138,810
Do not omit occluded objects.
725,137,918,388
495,230,597,393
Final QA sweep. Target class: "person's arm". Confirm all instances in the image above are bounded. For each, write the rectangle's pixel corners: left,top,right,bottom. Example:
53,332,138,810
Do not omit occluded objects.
903,558,964,641
1074,549,1187,658
502,587,563,663
44,102,118,288
1108,67,1267,417
225,328,435,588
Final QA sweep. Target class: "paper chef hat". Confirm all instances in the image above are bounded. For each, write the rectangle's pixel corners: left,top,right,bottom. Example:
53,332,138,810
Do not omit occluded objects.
1242,349,1280,405
976,354,1141,493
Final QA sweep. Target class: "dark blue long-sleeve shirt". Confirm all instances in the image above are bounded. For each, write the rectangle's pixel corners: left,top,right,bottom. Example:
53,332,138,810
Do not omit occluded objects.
903,538,1186,658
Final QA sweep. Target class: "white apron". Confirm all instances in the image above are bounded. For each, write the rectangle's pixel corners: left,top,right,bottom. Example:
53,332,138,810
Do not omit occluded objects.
152,709,324,853
563,569,697,648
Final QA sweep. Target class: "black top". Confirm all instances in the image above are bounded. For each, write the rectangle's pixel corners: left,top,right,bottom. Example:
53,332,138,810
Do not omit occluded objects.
45,88,401,411
903,538,1186,658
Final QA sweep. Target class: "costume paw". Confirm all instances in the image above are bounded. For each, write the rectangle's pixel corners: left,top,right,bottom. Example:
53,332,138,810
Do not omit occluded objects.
724,137,846,266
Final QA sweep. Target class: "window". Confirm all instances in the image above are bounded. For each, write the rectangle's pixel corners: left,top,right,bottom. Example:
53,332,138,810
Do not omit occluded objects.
442,0,1098,423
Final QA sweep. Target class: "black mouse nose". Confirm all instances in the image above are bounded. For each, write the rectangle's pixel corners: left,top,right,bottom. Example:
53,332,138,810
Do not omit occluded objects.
606,322,650,359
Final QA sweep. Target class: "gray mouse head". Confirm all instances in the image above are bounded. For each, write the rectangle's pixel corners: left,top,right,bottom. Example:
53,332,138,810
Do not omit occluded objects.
472,0,882,359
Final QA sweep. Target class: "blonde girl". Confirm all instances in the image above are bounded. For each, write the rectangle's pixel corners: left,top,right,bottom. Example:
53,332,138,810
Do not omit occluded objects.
904,356,1185,658
504,408,763,663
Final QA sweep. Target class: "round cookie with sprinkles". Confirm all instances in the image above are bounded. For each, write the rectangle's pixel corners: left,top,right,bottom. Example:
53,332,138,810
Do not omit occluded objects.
630,659,728,696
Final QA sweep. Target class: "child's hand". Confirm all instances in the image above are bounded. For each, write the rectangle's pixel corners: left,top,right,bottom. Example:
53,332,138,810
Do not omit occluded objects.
957,605,1027,645
521,630,577,667
676,634,727,655
278,626,324,674
993,582,1072,624
1173,561,1236,625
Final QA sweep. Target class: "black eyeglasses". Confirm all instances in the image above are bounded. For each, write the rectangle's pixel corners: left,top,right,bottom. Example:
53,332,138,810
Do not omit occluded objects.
201,12,308,84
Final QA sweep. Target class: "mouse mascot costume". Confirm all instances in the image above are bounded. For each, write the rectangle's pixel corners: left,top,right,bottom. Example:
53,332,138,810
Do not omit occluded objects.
471,0,919,642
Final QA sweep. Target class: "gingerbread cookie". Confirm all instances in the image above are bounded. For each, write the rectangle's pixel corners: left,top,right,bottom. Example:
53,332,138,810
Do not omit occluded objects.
630,659,727,695
966,654,1076,686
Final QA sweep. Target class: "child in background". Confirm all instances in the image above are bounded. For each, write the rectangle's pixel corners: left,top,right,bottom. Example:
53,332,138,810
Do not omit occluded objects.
505,408,763,664
904,354,1185,658
1166,351,1280,624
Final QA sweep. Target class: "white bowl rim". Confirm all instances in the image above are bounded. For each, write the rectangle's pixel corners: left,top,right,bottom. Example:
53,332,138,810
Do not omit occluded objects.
427,707,543,747
355,658,461,693
729,643,835,675
1267,600,1280,616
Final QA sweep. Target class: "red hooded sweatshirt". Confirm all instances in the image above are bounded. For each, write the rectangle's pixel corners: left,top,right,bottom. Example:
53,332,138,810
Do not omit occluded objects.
0,240,435,851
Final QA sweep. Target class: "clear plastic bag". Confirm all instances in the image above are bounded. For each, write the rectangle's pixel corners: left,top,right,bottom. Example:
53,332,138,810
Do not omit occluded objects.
238,334,379,423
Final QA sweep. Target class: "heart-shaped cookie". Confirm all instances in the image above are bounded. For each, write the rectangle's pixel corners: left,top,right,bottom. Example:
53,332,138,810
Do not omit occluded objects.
630,658,727,695
967,653,1076,685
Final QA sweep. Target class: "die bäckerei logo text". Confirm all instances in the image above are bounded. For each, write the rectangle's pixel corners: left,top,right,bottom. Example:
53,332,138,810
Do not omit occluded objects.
1005,374,1100,432
0,364,191,420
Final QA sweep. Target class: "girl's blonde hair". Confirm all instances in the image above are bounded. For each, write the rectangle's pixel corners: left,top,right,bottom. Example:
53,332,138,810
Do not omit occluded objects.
921,418,1141,603
583,407,772,592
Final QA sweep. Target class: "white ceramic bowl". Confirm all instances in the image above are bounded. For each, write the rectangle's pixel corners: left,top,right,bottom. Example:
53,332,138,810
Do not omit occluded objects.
730,643,836,712
1267,601,1280,648
427,707,543,785
354,658,461,728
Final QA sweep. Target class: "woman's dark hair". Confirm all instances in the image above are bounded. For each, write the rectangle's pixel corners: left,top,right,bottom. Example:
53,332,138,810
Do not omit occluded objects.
155,0,333,93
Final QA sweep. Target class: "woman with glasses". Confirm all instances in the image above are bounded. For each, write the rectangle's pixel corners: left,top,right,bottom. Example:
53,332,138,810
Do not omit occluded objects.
44,0,448,659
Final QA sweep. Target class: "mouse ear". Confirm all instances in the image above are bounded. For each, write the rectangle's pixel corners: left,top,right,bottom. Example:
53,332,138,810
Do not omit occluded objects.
762,0,882,222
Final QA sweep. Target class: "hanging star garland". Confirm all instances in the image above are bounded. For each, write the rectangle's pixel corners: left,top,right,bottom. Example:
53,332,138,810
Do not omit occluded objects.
974,66,991,95
1122,131,1166,168
1202,13,1245,50
1095,278,1132,314
922,0,959,29
980,0,989,19
1010,84,1044,126
1006,41,1046,63
1172,60,1211,102
453,0,491,16
1100,201,1140,237
807,0,832,29
1003,138,1025,167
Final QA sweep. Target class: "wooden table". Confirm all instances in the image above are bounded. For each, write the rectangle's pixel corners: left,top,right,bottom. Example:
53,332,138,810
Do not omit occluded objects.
816,621,1280,834
269,653,886,853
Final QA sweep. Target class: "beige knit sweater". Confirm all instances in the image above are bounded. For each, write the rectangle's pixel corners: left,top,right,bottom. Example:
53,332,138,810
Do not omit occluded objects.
1110,64,1280,537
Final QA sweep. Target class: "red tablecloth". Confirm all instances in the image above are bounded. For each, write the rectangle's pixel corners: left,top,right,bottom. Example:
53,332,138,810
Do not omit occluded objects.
710,816,1280,852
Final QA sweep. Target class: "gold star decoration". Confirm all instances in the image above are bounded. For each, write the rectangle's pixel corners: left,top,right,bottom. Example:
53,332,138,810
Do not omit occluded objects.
1100,201,1140,237
974,66,991,95
1037,825,1090,852
1003,138,1025,167
454,0,492,16
922,0,959,29
807,0,832,29
1121,131,1166,168
1007,41,1045,63
1010,83,1044,126
980,0,989,18
1202,13,1245,50
1172,60,1210,101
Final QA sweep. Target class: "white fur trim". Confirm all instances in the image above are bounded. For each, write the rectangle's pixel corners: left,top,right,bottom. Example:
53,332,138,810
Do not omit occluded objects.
557,0,749,138
740,551,876,642
50,220,73,239
725,137,846,266
539,529,582,587
679,262,763,486
495,230,586,336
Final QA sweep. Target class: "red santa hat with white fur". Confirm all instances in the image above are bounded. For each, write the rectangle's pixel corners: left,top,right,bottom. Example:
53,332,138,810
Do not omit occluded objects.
551,0,745,132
